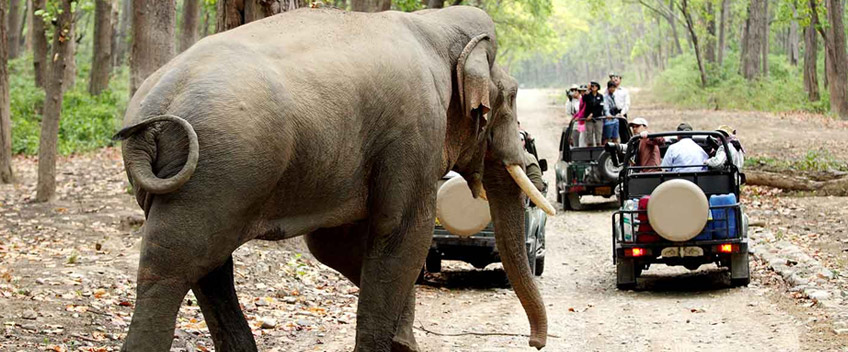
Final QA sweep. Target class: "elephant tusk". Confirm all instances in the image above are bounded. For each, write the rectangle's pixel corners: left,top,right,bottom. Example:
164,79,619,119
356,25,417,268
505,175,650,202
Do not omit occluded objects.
478,188,488,201
506,165,556,216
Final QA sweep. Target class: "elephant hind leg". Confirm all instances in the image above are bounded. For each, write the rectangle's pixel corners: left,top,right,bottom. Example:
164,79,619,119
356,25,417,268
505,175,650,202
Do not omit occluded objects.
193,256,257,352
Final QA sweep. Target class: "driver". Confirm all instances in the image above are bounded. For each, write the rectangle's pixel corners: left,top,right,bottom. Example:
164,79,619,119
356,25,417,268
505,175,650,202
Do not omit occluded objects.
520,132,545,192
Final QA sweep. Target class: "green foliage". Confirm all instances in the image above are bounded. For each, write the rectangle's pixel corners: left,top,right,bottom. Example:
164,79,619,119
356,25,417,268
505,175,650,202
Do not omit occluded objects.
746,150,848,172
651,53,830,113
393,0,424,12
8,56,128,156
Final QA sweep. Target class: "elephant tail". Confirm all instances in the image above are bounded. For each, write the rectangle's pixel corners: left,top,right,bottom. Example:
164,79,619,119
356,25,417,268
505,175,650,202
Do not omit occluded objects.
112,114,199,194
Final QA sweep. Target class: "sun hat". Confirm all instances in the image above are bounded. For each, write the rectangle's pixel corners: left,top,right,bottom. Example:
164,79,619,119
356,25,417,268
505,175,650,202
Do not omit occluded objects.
628,117,648,127
715,125,734,136
609,71,621,78
569,84,579,91
578,84,588,91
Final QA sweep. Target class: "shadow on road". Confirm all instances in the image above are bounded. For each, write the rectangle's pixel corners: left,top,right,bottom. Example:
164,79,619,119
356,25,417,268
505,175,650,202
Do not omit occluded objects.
633,267,739,294
418,268,511,290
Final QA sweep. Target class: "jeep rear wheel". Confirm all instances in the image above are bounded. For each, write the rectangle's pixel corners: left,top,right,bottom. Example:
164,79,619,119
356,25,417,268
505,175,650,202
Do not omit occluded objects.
534,256,545,276
425,252,442,273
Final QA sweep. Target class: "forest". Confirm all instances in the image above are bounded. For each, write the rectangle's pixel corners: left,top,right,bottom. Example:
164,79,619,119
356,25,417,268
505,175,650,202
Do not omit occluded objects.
0,0,846,198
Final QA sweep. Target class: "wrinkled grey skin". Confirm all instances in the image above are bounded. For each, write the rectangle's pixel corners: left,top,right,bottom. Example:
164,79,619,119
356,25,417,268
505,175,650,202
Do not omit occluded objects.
116,6,546,351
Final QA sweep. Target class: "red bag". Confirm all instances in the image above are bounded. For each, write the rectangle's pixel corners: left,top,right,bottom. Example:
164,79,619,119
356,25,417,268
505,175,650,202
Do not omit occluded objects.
637,196,659,243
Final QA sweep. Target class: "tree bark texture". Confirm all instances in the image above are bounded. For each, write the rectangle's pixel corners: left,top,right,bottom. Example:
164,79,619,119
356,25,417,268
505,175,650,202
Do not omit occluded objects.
788,11,799,65
25,0,33,52
760,0,769,76
705,1,716,63
36,0,76,202
351,0,391,12
746,171,848,196
803,24,819,101
741,0,764,79
820,0,848,119
90,0,113,95
8,0,22,59
680,0,707,86
130,0,175,97
31,0,47,88
718,0,728,65
0,0,14,183
114,0,130,67
63,32,75,91
217,0,286,32
180,0,200,52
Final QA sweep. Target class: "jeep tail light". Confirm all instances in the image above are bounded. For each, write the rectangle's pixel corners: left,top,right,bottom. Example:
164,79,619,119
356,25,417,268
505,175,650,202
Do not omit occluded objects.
625,248,648,257
717,244,737,253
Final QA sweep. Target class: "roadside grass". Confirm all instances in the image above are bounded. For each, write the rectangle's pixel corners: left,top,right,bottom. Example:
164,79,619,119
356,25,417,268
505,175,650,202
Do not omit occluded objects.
650,53,832,115
9,55,129,155
746,149,848,173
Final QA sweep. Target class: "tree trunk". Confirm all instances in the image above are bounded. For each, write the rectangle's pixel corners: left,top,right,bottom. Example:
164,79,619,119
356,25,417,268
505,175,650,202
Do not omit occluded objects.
718,0,728,65
428,0,443,8
761,0,769,76
803,24,820,101
31,0,47,88
130,0,175,97
36,0,76,202
25,0,33,52
90,0,113,95
705,1,716,63
109,0,118,69
822,0,848,119
180,0,199,52
63,33,76,91
746,170,848,196
217,0,285,32
350,0,391,12
680,0,707,87
201,3,209,37
741,0,764,79
668,0,683,55
0,0,14,183
113,0,130,67
787,7,799,65
19,0,28,51
8,0,22,59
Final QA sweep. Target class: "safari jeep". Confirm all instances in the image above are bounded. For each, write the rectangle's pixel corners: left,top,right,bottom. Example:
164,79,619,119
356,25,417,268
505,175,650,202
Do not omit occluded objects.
612,131,750,289
556,117,631,210
426,138,548,276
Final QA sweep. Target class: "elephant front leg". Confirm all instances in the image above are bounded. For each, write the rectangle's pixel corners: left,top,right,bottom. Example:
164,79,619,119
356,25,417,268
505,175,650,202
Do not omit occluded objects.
306,224,422,352
354,186,435,351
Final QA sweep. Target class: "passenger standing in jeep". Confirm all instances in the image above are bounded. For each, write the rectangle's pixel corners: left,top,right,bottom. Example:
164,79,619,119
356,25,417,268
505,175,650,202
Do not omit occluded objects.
582,81,606,146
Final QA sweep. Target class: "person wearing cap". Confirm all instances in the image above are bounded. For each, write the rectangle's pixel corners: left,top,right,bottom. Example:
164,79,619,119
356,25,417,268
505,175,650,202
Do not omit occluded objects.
602,80,622,144
705,125,744,170
581,81,606,146
628,118,664,172
661,122,707,172
609,72,630,118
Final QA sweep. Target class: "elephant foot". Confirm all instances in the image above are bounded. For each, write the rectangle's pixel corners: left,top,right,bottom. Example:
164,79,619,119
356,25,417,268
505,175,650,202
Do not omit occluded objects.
391,338,420,352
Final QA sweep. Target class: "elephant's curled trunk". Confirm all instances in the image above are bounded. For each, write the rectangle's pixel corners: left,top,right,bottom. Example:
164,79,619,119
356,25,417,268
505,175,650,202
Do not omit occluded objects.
484,162,548,349
113,114,199,194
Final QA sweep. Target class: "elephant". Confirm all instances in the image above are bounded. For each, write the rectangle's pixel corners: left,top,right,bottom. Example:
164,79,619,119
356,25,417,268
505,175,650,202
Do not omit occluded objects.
114,6,555,352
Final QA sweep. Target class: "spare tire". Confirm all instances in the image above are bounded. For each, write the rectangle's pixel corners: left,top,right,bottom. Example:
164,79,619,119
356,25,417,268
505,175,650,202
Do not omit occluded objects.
647,179,709,242
598,151,622,181
436,176,491,237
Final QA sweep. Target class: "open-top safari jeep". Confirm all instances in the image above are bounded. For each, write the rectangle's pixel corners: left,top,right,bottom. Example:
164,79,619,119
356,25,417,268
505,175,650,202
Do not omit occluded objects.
426,136,548,276
612,131,749,290
556,117,631,210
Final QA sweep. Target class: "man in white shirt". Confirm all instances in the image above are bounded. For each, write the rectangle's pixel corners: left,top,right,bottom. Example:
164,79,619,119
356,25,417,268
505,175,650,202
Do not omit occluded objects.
609,72,630,118
661,123,707,172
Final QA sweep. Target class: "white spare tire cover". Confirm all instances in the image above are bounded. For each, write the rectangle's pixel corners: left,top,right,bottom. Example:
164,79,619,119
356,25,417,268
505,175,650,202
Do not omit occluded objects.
647,179,709,242
436,176,491,237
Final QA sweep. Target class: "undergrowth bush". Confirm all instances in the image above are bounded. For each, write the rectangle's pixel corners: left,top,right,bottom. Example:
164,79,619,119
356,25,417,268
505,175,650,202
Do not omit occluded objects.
9,55,129,155
651,53,830,114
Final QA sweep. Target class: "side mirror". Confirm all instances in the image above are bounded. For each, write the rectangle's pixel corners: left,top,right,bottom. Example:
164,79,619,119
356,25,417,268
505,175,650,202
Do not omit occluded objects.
539,159,548,172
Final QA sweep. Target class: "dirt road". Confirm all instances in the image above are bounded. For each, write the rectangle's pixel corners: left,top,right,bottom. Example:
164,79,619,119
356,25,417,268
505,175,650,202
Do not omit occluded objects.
2,89,845,351
326,89,836,351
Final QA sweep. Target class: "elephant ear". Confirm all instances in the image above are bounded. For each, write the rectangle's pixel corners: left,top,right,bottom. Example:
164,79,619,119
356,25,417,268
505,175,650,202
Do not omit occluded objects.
457,34,492,122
